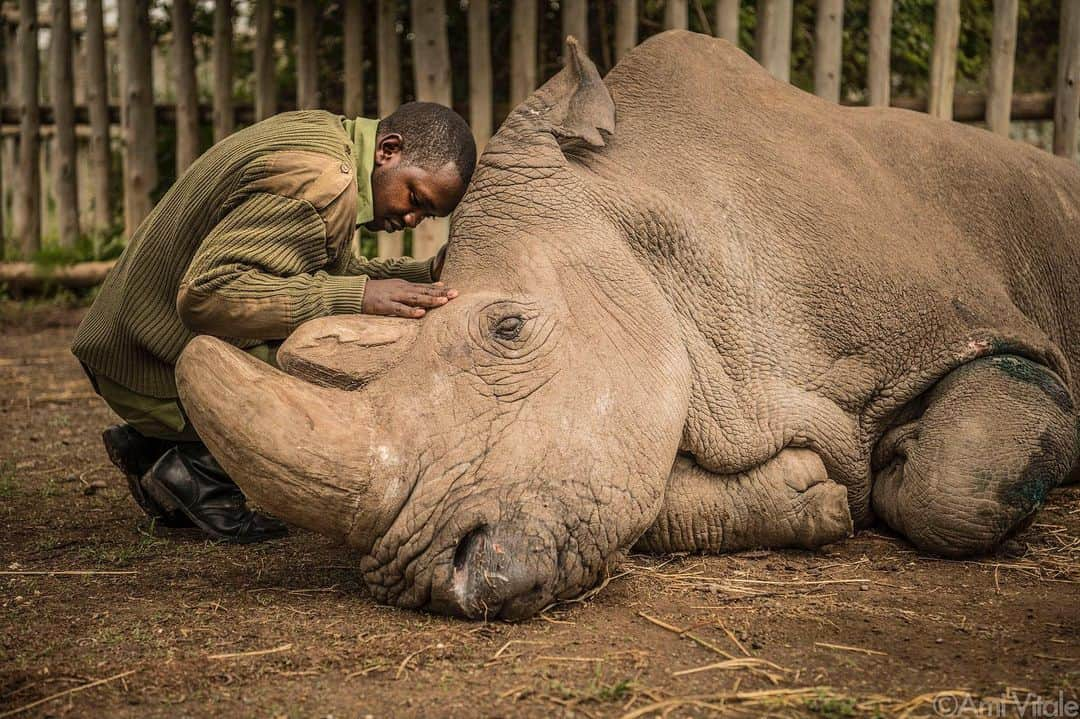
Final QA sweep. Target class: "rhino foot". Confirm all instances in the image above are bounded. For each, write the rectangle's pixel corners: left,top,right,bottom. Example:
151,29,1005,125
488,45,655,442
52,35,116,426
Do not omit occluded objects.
635,448,853,554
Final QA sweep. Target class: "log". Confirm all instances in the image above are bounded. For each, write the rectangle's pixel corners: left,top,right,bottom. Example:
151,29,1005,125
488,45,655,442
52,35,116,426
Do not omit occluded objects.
1054,0,1080,157
296,0,319,109
715,0,739,44
755,0,793,83
377,0,402,258
615,0,637,60
344,0,364,118
84,0,110,231
986,0,1018,136
510,0,538,108
814,0,843,103
17,0,40,257
468,0,492,150
212,0,234,141
0,260,115,291
867,0,892,107
928,0,960,120
665,0,688,30
254,0,276,121
50,0,79,247
117,0,156,236
563,0,587,58
173,0,200,172
410,0,451,261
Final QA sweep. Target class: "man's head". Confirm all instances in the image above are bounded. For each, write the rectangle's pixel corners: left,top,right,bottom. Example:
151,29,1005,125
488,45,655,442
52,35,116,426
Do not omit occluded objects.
368,102,477,234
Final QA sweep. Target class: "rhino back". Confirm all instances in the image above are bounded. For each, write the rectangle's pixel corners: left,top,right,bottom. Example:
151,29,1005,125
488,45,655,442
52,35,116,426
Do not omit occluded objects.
595,31,1080,516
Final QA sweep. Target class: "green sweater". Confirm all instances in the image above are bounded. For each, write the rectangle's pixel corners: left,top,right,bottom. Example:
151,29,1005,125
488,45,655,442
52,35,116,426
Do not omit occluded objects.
72,110,434,399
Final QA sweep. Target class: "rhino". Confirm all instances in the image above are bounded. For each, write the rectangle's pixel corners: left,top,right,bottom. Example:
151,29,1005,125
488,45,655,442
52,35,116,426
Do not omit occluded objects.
176,31,1080,620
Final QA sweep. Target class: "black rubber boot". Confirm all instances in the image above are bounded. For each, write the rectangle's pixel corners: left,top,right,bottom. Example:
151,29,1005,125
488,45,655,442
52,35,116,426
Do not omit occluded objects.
102,424,192,528
143,444,288,544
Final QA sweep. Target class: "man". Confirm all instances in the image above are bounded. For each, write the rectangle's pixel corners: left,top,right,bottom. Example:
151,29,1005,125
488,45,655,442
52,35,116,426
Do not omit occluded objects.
72,102,477,543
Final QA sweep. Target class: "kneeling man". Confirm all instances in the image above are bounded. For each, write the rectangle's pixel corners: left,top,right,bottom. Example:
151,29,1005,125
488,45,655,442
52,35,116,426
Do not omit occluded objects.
72,102,476,543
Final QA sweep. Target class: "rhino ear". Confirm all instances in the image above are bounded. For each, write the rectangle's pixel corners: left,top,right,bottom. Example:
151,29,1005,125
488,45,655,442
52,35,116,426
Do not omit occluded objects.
535,36,615,148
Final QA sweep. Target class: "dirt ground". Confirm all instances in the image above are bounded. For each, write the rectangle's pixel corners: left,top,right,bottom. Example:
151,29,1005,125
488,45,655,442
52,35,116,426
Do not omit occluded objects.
1,302,1077,719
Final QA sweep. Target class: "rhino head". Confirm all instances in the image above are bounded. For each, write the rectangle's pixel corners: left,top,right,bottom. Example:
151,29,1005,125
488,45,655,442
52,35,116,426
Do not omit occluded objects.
177,39,692,620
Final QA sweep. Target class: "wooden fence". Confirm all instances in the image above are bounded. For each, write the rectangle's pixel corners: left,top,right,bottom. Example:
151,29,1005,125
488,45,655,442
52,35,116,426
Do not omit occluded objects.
2,0,1079,271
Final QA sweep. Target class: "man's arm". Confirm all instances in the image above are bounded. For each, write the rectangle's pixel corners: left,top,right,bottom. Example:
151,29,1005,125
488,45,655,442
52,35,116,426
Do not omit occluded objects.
177,193,448,338
342,247,441,283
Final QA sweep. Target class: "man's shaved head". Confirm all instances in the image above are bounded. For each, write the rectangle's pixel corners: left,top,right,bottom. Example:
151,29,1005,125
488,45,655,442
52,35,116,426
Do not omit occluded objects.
377,102,477,187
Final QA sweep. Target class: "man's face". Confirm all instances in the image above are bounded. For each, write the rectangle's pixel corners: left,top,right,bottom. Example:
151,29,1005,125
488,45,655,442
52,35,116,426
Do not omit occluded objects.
368,134,467,233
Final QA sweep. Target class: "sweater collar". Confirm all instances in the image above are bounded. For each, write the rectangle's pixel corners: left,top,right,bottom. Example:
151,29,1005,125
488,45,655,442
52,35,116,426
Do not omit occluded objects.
342,116,379,227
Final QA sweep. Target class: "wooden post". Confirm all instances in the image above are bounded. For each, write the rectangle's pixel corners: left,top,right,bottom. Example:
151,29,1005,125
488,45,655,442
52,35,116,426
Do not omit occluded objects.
665,0,688,30
84,0,111,232
563,0,587,57
344,0,364,118
16,0,40,256
1054,0,1080,157
615,0,637,60
755,0,793,83
173,0,200,172
814,0,843,103
510,0,537,108
715,0,739,44
928,0,960,120
213,0,234,141
296,0,319,109
867,0,891,107
377,0,402,258
469,0,492,150
986,0,1018,136
118,0,156,236
410,0,451,261
254,0,276,121
50,0,79,247
0,19,6,255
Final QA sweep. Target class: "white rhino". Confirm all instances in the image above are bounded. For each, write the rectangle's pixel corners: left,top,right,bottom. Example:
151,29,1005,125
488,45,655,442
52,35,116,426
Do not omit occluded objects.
177,31,1080,619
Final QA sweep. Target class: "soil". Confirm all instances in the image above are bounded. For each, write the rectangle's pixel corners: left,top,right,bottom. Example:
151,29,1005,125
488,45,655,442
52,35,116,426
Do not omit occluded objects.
1,303,1077,718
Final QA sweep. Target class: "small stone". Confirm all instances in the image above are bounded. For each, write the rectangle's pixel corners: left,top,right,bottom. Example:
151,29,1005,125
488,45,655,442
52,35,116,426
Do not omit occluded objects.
935,637,944,644
13,595,24,603
859,584,870,591
84,480,108,495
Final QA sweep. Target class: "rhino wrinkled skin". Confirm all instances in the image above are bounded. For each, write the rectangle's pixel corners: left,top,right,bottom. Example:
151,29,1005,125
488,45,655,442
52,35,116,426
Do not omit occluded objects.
177,32,1080,620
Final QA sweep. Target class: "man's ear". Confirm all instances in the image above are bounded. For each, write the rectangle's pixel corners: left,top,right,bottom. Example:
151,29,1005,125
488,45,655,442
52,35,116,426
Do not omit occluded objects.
374,133,403,167
531,36,615,148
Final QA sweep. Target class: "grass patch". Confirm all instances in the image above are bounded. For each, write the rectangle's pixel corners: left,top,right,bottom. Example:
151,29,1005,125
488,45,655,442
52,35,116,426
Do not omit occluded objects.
805,689,859,718
79,525,169,568
0,460,16,497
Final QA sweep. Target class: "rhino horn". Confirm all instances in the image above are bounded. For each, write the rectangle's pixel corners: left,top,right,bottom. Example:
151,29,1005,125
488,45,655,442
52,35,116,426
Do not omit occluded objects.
176,335,393,549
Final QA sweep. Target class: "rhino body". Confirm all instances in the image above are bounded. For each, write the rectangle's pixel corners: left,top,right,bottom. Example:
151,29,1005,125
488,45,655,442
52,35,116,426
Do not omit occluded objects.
177,31,1080,619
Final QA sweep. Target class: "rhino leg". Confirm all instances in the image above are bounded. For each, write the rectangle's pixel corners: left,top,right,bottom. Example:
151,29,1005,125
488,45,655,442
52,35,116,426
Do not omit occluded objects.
635,449,853,553
872,355,1078,558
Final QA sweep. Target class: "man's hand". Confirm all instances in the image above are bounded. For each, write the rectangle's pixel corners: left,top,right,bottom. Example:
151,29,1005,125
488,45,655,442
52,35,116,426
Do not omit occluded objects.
362,279,458,318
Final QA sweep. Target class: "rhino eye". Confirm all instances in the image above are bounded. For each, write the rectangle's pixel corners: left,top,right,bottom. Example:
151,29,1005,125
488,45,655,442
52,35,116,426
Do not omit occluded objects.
493,315,524,340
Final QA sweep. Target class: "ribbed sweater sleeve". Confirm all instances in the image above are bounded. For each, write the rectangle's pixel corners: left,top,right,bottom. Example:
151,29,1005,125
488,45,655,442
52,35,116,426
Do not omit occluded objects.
177,192,367,340
343,251,437,284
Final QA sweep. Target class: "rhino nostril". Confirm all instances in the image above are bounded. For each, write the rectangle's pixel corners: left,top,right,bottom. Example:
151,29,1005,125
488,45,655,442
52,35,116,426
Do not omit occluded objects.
453,525,488,575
